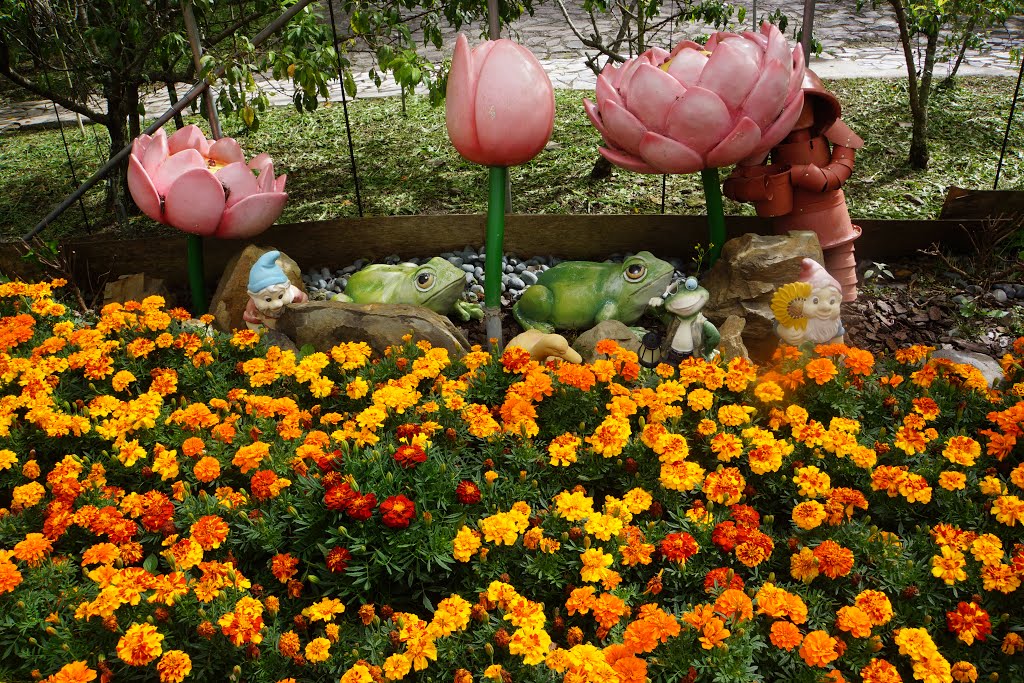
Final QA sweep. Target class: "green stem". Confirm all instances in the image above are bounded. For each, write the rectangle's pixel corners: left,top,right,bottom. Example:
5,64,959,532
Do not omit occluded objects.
187,234,207,314
484,166,507,348
701,167,726,265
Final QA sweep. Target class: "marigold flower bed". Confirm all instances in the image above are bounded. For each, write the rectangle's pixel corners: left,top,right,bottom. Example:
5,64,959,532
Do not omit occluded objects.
1,280,1023,683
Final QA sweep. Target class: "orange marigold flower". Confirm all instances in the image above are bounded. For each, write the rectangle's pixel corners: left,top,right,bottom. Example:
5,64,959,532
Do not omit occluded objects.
190,516,229,550
42,660,97,683
769,621,803,651
116,622,164,666
805,358,838,385
950,662,977,683
860,658,902,683
813,540,854,579
854,590,894,626
13,533,53,566
271,554,299,583
836,605,872,638
798,630,838,667
156,650,191,683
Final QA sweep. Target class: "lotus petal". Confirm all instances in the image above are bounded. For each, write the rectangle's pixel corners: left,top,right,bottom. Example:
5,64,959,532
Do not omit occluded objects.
600,100,648,155
665,49,709,88
164,167,225,236
648,46,671,64
248,152,274,175
446,33,481,162
726,34,766,68
216,192,288,239
168,124,208,156
153,148,206,195
740,58,790,128
616,57,650,105
215,162,259,208
787,44,806,102
141,128,169,178
132,134,152,161
583,99,613,143
602,62,624,89
664,86,733,156
208,138,245,166
624,64,685,132
473,40,554,166
255,165,275,193
706,116,762,168
668,40,704,58
599,146,659,174
127,153,163,223
764,23,791,67
699,39,761,110
638,132,704,174
755,90,805,153
595,71,624,111
274,174,287,193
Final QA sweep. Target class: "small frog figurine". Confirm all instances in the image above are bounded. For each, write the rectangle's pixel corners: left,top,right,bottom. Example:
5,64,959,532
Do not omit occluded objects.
244,250,308,331
771,258,845,347
649,276,720,364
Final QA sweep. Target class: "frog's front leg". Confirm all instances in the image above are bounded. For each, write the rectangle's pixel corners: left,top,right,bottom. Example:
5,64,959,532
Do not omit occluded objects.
594,300,621,324
331,293,355,303
454,301,484,322
512,286,555,333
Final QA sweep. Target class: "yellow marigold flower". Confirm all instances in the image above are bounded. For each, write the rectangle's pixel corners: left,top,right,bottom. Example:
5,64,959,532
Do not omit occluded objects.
0,449,16,471
232,441,270,474
754,380,784,403
792,501,826,530
548,433,580,466
340,664,373,683
554,490,594,522
156,650,192,683
579,549,613,583
303,597,345,622
710,433,743,462
11,481,45,511
116,622,164,666
932,546,967,585
1002,632,1024,654
586,416,630,458
943,435,981,467
687,388,714,412
479,512,521,546
508,626,552,665
622,488,652,514
717,404,754,427
483,665,504,681
484,470,498,485
383,654,412,681
453,526,482,562
790,547,819,584
793,466,831,499
584,513,623,541
970,534,1003,566
980,476,1008,496
304,637,331,663
991,495,1024,526
697,418,717,435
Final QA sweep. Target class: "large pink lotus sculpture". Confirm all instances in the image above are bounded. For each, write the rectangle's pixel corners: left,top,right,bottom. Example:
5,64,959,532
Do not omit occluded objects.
584,23,805,174
445,33,555,167
128,124,287,239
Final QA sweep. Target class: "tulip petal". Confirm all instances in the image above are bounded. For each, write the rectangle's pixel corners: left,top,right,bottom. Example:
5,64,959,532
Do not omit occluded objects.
638,131,704,174
473,40,554,166
664,86,733,156
216,192,287,239
445,33,481,163
756,90,805,153
600,100,648,155
167,124,208,156
142,128,169,178
699,38,761,110
706,116,762,168
153,148,206,195
624,64,686,133
208,138,245,166
215,162,259,208
599,146,659,174
164,168,225,236
665,48,709,88
595,71,623,111
127,153,163,223
740,58,790,128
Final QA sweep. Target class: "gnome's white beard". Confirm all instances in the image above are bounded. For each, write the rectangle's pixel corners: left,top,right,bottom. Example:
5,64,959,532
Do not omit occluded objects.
804,316,841,344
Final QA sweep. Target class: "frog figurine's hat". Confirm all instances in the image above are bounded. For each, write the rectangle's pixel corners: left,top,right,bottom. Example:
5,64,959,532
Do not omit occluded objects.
798,258,841,292
248,250,288,293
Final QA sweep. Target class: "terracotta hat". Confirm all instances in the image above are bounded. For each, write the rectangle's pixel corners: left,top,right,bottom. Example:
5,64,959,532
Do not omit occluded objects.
801,69,842,136
799,258,841,292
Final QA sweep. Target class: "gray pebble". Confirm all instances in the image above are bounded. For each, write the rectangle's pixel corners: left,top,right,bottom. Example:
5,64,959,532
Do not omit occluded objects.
470,284,484,295
521,270,538,285
341,265,357,275
501,274,511,285
320,267,331,280
316,279,327,289
461,264,475,273
475,266,484,277
952,295,967,305
504,264,515,274
448,256,463,267
464,272,475,285
966,285,983,295
1015,284,1024,297
514,263,526,273
993,289,1008,303
509,276,525,290
353,258,367,269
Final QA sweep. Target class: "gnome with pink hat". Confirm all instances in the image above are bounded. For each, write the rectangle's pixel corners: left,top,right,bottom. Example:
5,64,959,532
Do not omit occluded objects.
771,258,844,347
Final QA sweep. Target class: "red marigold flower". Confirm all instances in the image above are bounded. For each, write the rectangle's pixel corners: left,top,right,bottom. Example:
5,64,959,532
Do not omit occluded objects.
326,547,352,573
455,480,482,505
947,601,992,645
324,483,356,511
704,567,744,593
729,504,760,528
660,532,699,563
380,495,416,529
344,493,378,522
393,444,427,469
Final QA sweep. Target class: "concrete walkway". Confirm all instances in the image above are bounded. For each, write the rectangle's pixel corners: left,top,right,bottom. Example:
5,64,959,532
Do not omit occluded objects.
2,0,1022,132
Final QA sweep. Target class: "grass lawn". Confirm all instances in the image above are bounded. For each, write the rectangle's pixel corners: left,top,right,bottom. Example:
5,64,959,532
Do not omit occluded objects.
1,76,1023,242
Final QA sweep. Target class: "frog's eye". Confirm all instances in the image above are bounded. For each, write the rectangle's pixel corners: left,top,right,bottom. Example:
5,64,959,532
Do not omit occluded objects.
624,263,647,283
415,272,436,291
684,276,698,291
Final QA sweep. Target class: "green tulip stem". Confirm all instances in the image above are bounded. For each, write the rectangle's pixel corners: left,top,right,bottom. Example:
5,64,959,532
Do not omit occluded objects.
701,167,726,265
485,165,507,350
187,234,208,315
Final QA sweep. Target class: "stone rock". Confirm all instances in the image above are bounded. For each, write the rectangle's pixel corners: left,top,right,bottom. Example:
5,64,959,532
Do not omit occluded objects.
276,301,469,358
717,315,749,361
702,231,824,360
932,348,1004,388
209,245,306,333
103,273,172,306
263,329,299,354
572,320,642,364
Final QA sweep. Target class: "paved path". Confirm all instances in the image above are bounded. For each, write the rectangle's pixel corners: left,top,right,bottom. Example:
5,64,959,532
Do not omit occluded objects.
2,0,1022,132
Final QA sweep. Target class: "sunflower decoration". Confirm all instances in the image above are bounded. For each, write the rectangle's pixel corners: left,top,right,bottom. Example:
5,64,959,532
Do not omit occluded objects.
771,281,813,330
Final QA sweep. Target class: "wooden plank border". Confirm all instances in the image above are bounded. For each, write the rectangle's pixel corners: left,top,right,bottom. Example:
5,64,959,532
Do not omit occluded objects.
0,214,983,291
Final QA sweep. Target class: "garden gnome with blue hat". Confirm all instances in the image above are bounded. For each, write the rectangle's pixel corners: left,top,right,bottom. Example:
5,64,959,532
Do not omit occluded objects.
244,250,308,330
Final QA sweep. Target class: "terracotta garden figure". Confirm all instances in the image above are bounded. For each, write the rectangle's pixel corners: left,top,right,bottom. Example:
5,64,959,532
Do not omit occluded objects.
512,252,674,333
332,257,483,321
245,250,308,330
506,329,583,364
722,69,863,301
771,258,845,347
649,276,720,364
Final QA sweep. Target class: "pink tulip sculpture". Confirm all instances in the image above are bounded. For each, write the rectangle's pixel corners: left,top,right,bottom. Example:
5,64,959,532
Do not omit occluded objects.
584,23,805,263
127,124,288,313
445,33,554,346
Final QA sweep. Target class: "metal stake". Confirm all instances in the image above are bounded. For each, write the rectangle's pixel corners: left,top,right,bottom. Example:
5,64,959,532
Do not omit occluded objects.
995,47,1024,189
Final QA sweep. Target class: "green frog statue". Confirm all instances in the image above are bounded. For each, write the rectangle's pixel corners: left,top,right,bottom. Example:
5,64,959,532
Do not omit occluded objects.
648,276,720,364
332,257,483,322
512,251,674,333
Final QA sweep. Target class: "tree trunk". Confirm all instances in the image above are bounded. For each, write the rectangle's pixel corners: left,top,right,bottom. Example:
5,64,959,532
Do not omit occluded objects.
908,106,929,169
104,79,131,222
